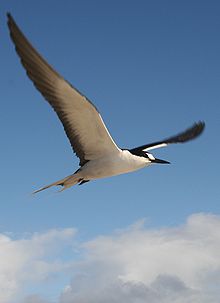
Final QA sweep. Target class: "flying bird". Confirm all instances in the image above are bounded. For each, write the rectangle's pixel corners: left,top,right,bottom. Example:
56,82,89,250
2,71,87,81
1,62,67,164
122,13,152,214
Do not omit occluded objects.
7,13,205,193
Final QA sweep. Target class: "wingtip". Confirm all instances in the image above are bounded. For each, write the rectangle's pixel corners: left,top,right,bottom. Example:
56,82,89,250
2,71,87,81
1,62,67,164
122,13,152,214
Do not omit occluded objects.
195,120,206,136
7,12,15,29
7,12,12,21
200,120,205,129
196,120,205,127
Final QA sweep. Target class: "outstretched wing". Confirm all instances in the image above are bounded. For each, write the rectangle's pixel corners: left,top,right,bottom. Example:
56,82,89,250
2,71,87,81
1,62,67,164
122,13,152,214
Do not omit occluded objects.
130,121,205,153
7,13,120,167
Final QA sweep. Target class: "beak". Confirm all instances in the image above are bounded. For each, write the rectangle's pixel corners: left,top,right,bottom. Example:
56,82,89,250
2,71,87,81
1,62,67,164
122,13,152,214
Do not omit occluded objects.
153,158,170,164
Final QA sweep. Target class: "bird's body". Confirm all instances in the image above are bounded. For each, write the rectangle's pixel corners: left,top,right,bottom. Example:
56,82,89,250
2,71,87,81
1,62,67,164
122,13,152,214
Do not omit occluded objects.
82,150,152,178
78,150,145,180
35,150,151,193
7,13,205,193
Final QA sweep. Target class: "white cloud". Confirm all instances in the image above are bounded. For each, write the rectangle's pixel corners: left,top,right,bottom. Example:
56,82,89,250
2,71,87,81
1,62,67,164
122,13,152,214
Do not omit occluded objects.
1,213,220,303
22,295,49,303
0,228,76,303
60,213,220,303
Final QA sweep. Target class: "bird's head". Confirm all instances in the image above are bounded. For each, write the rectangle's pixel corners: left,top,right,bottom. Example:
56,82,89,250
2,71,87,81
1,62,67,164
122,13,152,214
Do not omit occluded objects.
144,152,170,164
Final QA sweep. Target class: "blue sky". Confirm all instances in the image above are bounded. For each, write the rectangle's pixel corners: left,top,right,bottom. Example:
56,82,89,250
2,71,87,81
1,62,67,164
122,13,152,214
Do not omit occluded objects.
1,1,220,302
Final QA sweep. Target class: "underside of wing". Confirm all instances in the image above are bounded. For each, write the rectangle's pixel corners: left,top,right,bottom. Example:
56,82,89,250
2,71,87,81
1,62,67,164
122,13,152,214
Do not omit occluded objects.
7,13,120,166
130,121,205,153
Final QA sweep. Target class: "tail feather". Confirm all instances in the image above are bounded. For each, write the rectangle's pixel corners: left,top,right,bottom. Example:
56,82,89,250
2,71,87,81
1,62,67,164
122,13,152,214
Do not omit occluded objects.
32,173,80,194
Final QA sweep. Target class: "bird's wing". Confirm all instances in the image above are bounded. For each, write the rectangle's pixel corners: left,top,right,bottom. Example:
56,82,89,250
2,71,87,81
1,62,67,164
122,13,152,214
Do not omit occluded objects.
130,121,205,153
7,13,120,167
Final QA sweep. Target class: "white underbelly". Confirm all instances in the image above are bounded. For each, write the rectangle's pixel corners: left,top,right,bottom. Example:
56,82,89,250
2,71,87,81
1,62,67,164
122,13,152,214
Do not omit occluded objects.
80,150,151,180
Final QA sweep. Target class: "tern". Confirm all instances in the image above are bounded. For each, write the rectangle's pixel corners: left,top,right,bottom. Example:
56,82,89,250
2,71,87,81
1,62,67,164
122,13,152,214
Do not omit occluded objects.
7,14,205,193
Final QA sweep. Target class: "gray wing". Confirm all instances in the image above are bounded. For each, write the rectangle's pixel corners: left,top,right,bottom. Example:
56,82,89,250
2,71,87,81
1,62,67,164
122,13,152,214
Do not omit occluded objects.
7,13,120,166
130,121,205,153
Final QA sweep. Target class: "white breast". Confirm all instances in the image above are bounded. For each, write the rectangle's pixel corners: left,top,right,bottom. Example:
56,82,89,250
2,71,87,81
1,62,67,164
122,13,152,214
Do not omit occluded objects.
80,150,151,180
119,150,151,171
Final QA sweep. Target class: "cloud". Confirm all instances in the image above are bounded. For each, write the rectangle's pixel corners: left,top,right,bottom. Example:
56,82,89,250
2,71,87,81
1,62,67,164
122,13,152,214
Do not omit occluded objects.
21,295,49,303
0,228,76,303
1,213,220,303
60,213,220,303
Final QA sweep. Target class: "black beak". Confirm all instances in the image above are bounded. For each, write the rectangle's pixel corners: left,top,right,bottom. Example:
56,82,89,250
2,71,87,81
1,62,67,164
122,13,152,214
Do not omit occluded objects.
153,158,170,164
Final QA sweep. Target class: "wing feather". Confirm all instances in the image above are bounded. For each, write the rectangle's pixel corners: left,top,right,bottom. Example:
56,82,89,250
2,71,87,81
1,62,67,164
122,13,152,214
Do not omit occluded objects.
130,121,205,154
7,13,120,166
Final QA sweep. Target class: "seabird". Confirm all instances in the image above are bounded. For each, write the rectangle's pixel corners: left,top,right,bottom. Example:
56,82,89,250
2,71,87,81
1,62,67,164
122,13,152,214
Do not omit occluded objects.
7,13,205,193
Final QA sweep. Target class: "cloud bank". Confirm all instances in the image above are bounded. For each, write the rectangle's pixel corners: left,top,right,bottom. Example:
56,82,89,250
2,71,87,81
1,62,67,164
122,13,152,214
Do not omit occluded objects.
1,213,220,303
0,228,76,303
60,213,220,303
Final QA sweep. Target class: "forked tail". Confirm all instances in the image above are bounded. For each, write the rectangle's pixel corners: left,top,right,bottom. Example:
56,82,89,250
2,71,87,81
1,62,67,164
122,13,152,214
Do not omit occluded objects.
32,173,80,194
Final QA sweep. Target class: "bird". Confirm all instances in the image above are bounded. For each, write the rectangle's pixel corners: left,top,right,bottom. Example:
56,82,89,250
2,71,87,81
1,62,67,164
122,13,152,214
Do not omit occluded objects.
7,13,205,194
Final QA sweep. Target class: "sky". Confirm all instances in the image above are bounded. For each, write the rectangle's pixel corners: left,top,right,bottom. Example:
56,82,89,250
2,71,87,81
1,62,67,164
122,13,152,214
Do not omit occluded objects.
0,0,220,302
